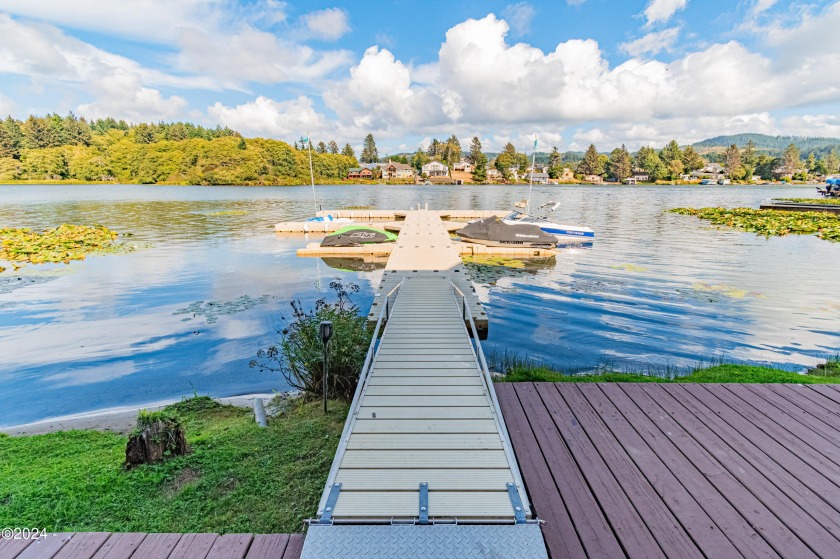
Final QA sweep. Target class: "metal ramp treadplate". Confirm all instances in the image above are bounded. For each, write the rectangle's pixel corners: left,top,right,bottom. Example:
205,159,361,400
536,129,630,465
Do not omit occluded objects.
301,524,548,559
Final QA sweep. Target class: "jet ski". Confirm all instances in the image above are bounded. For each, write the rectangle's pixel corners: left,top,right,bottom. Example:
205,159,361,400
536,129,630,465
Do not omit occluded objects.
320,226,398,247
503,202,594,239
456,216,559,248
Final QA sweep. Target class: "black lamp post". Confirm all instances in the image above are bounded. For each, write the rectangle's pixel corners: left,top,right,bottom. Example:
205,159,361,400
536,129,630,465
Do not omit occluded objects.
319,321,334,413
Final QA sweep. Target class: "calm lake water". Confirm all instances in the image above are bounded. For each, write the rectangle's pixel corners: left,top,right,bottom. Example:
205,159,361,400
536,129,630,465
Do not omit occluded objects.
1,184,838,426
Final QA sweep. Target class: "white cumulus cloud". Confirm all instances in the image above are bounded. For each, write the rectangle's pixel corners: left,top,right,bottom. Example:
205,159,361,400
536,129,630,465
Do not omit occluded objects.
302,7,350,41
621,27,681,57
501,2,536,36
644,0,687,26
208,95,331,140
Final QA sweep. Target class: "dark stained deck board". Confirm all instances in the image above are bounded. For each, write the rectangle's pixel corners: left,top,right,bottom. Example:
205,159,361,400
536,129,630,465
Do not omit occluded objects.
662,384,830,557
494,384,588,559
604,383,780,559
243,534,289,559
6,534,303,559
581,384,744,558
205,534,252,559
498,383,840,559
534,383,667,559
688,384,840,500
510,383,626,559
560,384,702,559
90,533,147,559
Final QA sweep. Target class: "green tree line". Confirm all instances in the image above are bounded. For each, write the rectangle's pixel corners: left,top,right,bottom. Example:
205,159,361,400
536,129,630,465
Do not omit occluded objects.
0,113,358,184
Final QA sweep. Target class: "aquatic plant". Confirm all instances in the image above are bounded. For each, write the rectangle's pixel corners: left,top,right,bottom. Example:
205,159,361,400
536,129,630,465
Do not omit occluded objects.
0,224,123,267
250,281,372,400
174,295,271,324
670,207,840,242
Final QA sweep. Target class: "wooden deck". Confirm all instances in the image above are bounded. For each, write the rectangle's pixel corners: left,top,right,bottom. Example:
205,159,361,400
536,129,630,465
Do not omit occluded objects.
316,274,530,521
0,532,303,559
496,382,840,559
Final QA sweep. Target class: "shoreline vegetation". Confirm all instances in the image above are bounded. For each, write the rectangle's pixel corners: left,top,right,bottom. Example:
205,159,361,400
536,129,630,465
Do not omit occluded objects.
0,114,838,186
670,207,840,242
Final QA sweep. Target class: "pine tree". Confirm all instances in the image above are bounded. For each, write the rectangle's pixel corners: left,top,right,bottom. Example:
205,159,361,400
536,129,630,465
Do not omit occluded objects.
680,146,704,172
502,142,517,158
806,151,816,172
0,117,24,159
577,144,603,176
361,134,378,163
741,140,757,167
316,141,327,154
444,134,461,165
724,144,742,179
607,145,632,181
327,141,339,154
660,139,682,163
825,147,840,174
341,143,355,158
468,137,482,163
783,143,800,176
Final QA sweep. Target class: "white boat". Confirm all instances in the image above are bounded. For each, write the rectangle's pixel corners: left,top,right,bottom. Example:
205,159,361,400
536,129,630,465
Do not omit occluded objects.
503,202,595,239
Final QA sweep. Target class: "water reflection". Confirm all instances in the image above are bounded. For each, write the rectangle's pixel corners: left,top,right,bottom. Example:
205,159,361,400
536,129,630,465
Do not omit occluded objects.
1,184,838,425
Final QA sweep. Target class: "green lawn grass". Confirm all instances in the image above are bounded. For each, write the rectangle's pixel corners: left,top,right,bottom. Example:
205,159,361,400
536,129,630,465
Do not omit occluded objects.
0,397,348,533
497,362,840,384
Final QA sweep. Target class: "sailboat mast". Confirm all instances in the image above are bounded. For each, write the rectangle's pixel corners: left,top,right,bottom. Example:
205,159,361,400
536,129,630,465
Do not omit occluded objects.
307,133,317,214
527,134,537,214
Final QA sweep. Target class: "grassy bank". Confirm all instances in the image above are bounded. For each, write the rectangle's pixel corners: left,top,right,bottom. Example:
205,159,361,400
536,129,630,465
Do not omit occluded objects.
0,397,348,533
496,360,840,384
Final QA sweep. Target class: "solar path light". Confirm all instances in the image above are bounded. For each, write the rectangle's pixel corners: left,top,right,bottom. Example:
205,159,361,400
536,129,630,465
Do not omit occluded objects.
320,321,334,413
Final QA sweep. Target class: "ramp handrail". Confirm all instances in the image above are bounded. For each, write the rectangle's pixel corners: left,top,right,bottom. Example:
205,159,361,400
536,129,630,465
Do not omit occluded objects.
314,279,405,518
449,281,533,519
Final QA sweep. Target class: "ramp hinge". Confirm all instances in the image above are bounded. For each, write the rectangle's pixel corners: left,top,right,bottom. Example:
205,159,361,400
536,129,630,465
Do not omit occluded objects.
507,482,526,524
419,482,429,525
320,482,342,524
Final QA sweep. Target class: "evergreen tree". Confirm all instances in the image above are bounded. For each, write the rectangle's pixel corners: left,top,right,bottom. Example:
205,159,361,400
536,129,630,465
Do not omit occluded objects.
547,146,563,179
22,116,49,149
724,144,743,179
341,143,355,158
468,136,482,163
680,146,704,172
494,152,515,179
328,140,339,154
360,133,378,163
0,117,24,159
806,151,816,173
576,144,603,176
825,147,839,174
133,123,156,144
427,139,440,158
472,152,487,182
316,141,327,154
502,142,517,158
635,146,666,181
443,134,461,165
607,145,632,181
783,143,800,176
660,139,682,163
741,140,757,167
411,147,429,171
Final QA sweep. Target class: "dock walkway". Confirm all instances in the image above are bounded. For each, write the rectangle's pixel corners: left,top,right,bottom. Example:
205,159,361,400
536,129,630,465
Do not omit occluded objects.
301,211,547,557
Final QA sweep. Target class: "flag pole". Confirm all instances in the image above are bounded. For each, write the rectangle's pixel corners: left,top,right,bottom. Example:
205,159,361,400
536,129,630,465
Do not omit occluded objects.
527,134,537,214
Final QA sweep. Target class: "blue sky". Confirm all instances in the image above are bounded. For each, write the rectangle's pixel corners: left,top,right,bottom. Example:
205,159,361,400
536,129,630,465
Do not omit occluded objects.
1,0,839,154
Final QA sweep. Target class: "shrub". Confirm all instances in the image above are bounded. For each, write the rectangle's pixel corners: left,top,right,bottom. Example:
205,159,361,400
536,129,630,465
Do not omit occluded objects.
251,281,371,400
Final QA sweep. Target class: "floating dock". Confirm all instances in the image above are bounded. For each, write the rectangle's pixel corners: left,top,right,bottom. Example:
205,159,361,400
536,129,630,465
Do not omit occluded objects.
760,202,840,214
275,209,505,232
300,211,548,557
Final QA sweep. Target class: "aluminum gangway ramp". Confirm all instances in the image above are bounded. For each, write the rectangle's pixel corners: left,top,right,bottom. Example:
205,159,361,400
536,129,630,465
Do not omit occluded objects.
301,274,547,558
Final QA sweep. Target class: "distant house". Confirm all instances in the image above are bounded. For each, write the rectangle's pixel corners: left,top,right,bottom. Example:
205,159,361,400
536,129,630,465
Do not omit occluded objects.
691,163,725,179
525,172,549,184
347,167,372,179
507,167,520,181
583,174,603,183
631,173,650,182
452,160,473,173
486,168,502,181
527,165,549,174
422,161,449,177
557,167,575,181
383,160,415,179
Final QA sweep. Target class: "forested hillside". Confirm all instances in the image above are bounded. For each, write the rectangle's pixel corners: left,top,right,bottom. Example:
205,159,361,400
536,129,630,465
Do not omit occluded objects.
693,134,840,157
0,114,358,185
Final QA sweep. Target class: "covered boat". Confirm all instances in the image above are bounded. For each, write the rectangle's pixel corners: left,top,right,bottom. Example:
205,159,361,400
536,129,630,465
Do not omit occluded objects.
320,226,398,247
456,216,559,248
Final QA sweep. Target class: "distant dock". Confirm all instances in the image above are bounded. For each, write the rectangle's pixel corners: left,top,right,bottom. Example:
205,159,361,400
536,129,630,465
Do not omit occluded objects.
760,202,840,214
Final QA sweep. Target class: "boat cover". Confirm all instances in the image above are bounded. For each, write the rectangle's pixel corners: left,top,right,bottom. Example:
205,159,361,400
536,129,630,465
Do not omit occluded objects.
320,226,398,247
456,216,558,246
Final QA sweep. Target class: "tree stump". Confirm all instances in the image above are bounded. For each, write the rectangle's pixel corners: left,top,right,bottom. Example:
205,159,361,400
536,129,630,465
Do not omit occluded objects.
125,419,189,467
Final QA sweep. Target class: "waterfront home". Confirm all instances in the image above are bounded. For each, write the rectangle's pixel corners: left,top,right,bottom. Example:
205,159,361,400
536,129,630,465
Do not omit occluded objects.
486,168,502,181
421,161,449,177
507,166,520,180
452,160,473,173
525,172,549,184
347,167,373,179
691,163,725,179
583,174,603,183
383,160,415,179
